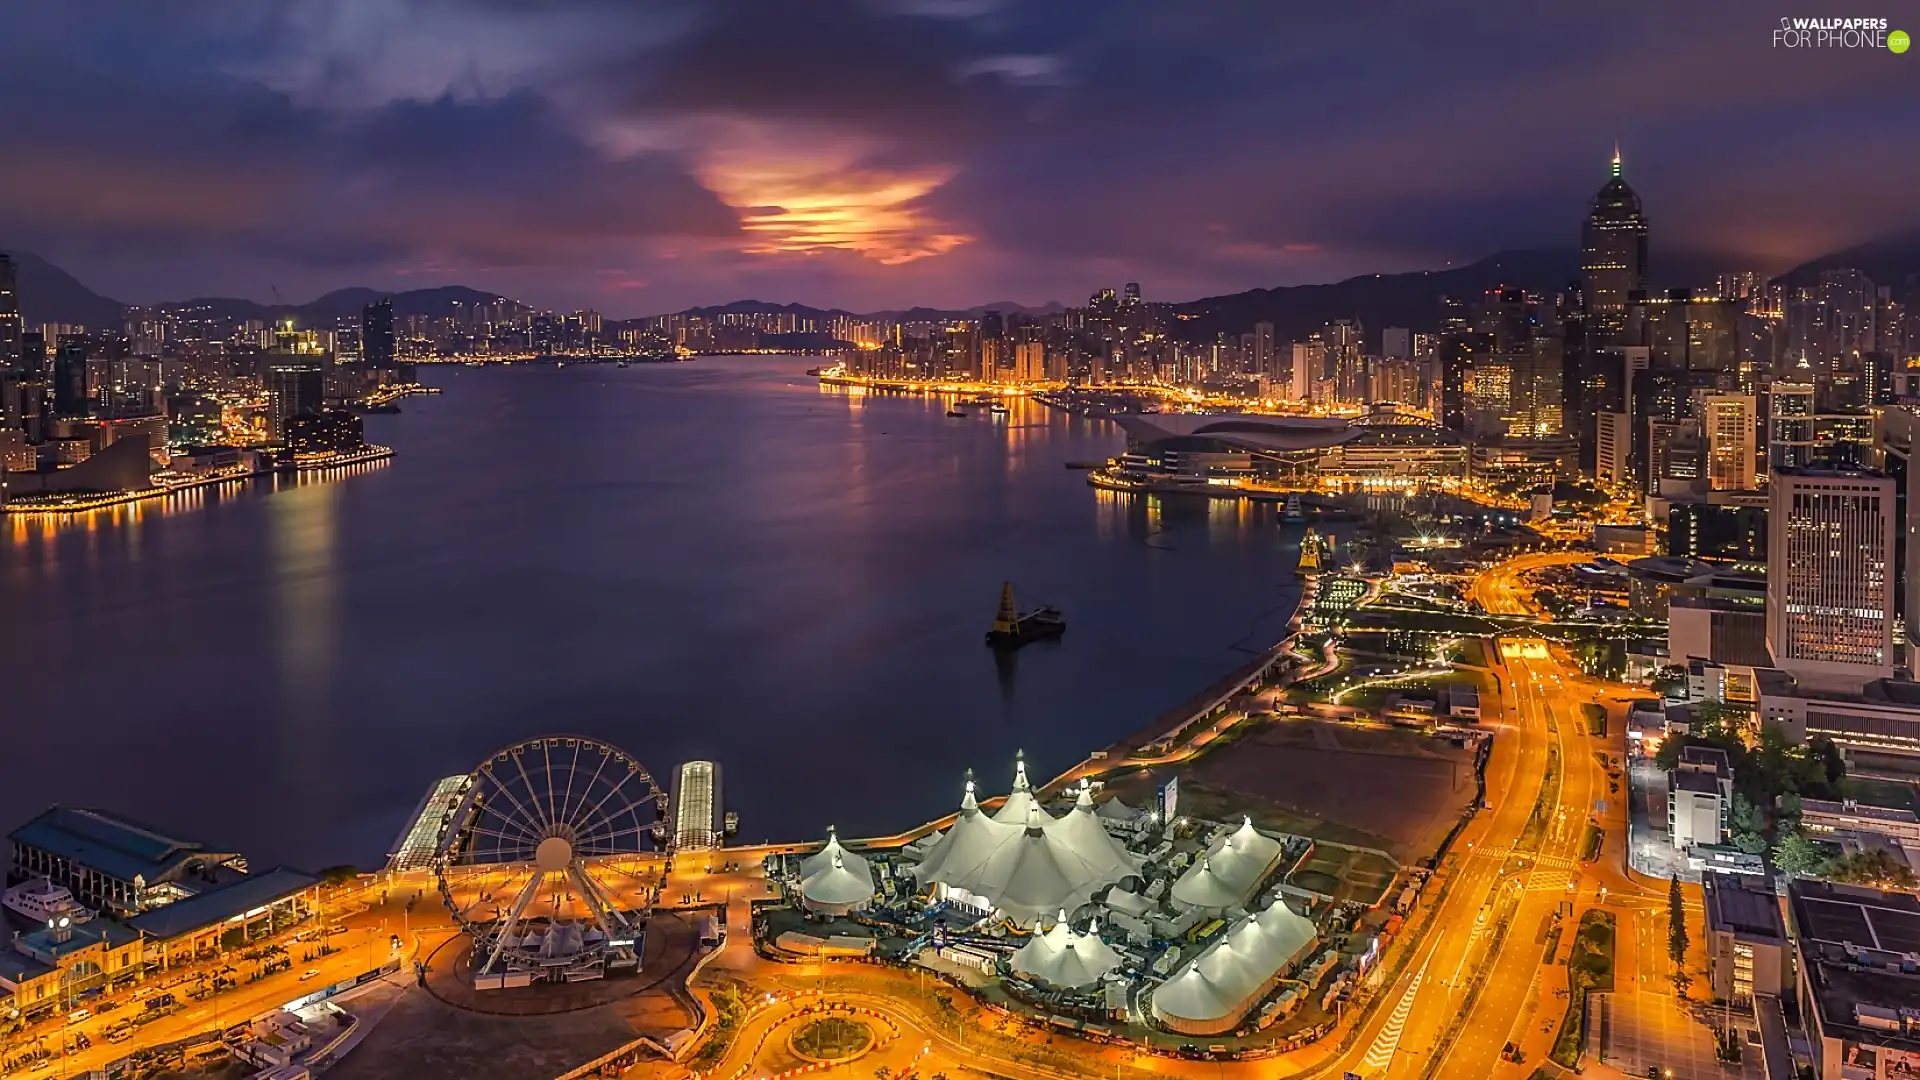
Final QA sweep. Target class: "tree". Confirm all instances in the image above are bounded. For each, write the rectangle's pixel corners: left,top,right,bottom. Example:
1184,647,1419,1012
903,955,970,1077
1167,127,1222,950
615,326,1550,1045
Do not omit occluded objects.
1655,737,1685,773
1668,875,1691,995
1772,829,1828,876
1828,849,1919,890
1730,793,1769,855
1778,792,1805,832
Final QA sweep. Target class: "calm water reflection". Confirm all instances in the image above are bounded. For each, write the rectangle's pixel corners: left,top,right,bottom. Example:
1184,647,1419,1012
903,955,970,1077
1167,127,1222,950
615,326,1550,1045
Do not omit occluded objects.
1,359,1301,869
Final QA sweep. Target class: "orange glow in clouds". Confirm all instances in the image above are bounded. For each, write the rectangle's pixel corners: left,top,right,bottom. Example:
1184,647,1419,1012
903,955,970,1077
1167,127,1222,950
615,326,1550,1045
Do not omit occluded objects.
695,137,972,265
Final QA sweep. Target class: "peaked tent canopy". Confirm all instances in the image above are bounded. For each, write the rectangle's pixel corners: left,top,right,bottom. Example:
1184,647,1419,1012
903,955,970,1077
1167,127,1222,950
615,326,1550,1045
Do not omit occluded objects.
1010,911,1124,989
1170,818,1285,913
798,827,875,915
1151,898,1318,1035
912,761,1141,926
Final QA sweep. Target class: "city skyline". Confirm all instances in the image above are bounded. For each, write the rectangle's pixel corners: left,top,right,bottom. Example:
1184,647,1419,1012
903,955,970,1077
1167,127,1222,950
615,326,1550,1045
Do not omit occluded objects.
0,1,1914,316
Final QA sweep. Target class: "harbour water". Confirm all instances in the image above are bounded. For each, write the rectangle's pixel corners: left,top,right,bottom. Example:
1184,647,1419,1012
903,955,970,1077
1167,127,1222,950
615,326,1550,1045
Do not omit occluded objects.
0,358,1304,870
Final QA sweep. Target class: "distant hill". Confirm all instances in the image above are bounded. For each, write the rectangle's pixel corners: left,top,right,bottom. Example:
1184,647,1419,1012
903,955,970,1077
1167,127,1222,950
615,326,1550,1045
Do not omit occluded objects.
1773,230,1920,292
162,285,515,325
4,250,126,328
1172,248,1745,343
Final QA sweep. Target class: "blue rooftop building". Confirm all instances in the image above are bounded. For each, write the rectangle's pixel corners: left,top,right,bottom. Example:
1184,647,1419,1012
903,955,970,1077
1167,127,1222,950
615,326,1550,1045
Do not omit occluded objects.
9,806,246,916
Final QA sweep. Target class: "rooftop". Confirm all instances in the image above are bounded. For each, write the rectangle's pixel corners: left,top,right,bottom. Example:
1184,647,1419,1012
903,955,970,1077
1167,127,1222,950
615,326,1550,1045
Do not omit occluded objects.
1802,799,1920,826
1703,871,1784,941
16,918,140,963
1791,881,1920,1051
9,806,229,888
0,949,55,986
1678,745,1732,777
1674,770,1725,795
126,867,319,941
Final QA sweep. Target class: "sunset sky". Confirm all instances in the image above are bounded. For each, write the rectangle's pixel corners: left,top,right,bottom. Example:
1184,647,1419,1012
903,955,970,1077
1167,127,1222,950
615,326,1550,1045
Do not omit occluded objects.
2,0,1914,315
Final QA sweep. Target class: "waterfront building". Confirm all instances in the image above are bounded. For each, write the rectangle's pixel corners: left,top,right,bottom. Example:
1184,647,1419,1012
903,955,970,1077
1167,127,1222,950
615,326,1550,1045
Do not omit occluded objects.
9,806,247,916
265,359,324,442
286,410,366,457
0,915,143,1020
1315,425,1468,481
1767,469,1897,689
127,867,321,970
1107,413,1357,491
670,760,723,852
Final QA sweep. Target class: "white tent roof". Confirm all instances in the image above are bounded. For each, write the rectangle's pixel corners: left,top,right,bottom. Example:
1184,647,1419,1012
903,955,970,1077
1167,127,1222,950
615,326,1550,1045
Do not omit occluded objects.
799,830,875,911
800,827,859,880
1011,912,1124,990
913,777,1016,884
991,753,1054,828
1151,899,1318,1029
1171,818,1284,911
1050,787,1142,882
1104,886,1152,918
913,763,1141,926
1095,796,1146,823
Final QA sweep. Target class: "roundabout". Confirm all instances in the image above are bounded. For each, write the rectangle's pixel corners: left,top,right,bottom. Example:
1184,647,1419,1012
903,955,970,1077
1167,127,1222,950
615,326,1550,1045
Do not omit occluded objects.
787,1016,875,1063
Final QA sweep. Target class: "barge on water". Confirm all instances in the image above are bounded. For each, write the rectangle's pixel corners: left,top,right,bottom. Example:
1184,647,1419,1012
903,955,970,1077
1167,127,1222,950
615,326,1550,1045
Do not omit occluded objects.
985,582,1066,648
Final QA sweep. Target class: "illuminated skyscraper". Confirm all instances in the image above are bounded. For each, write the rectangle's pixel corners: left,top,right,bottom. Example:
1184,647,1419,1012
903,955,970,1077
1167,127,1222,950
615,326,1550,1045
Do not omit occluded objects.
266,359,324,441
1767,469,1897,690
1581,149,1649,342
1702,394,1757,491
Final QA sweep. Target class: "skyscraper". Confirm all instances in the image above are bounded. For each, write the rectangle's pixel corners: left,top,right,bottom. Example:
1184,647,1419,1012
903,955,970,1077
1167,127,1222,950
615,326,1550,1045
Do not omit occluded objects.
1767,469,1897,689
362,298,395,371
0,252,21,374
266,359,324,441
1580,149,1649,342
53,336,90,420
1702,394,1757,491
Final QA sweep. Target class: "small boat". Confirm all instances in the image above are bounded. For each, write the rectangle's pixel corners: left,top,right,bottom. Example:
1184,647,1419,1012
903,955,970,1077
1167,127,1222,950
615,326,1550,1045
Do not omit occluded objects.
1282,493,1306,523
947,409,967,418
617,359,630,368
2,878,91,925
989,402,1009,416
985,582,1066,649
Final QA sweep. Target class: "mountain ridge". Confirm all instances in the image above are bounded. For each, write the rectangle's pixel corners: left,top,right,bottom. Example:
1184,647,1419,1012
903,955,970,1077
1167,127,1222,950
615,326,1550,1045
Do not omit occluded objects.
9,236,1917,337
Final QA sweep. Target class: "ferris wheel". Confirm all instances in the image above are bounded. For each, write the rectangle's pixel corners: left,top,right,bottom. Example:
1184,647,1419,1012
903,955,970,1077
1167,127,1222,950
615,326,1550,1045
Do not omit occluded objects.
434,736,668,988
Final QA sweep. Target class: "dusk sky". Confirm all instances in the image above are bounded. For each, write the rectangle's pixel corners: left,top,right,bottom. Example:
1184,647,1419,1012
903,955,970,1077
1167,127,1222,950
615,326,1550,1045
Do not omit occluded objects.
2,0,1915,316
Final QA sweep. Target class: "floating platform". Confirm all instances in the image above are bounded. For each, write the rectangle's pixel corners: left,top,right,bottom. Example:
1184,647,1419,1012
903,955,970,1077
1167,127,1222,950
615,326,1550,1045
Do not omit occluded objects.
985,582,1066,648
